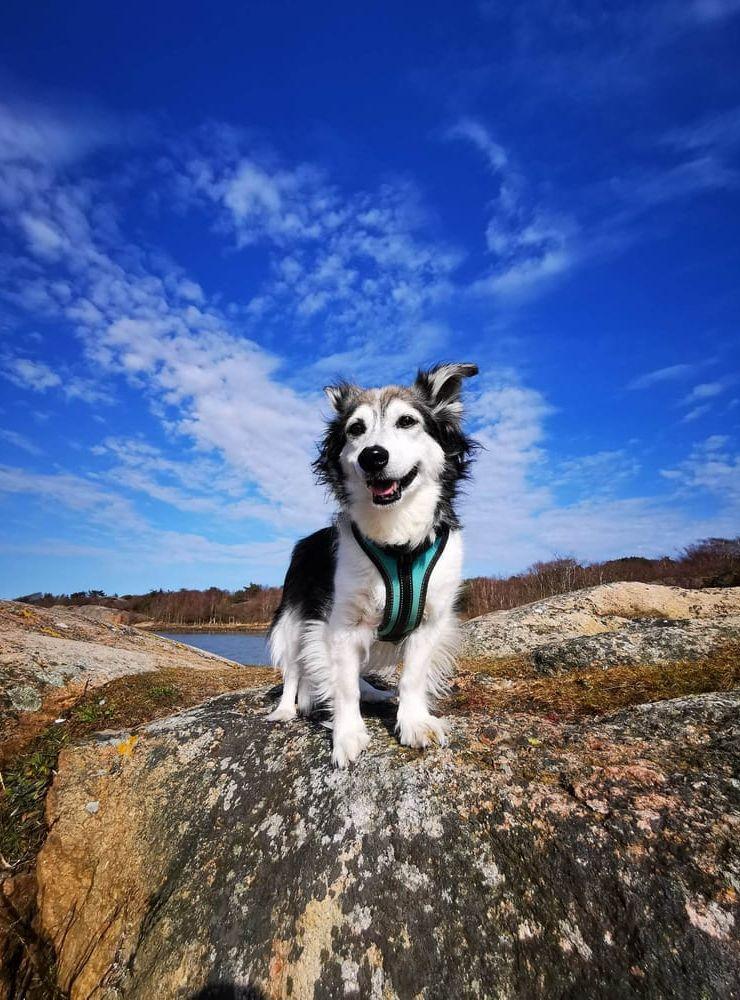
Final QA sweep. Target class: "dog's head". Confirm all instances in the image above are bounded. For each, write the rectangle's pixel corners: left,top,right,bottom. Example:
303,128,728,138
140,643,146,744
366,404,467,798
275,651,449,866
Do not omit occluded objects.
314,363,478,544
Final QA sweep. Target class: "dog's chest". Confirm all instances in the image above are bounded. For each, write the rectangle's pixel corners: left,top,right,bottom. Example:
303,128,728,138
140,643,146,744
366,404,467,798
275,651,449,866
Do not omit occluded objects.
350,563,387,629
335,527,455,632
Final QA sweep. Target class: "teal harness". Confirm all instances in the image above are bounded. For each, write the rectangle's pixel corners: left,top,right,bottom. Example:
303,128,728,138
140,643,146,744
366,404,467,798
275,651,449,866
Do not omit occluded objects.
351,522,450,643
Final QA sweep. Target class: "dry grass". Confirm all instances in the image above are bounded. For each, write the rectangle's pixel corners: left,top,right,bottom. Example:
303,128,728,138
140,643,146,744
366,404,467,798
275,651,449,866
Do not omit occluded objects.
450,644,740,720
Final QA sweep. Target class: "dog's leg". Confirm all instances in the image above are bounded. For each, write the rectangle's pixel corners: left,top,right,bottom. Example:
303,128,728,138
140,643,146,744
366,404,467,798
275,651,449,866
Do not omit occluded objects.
329,625,372,768
359,677,396,703
297,677,314,716
266,658,299,721
396,614,458,748
266,609,301,722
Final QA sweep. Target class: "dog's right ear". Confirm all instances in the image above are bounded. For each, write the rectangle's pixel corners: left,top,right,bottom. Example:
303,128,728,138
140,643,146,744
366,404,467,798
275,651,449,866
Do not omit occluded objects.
323,381,356,413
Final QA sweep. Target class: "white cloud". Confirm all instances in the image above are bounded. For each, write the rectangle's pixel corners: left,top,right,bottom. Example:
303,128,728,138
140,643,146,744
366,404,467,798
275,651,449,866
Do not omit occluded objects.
627,362,697,390
459,378,739,573
0,429,43,456
664,106,740,154
0,126,329,531
445,117,578,300
0,465,295,575
681,404,712,424
444,118,508,172
180,145,461,350
19,212,66,256
0,465,145,532
472,246,573,297
690,0,740,22
550,450,641,494
2,358,61,392
661,436,740,507
0,98,115,166
1,355,112,405
682,381,727,404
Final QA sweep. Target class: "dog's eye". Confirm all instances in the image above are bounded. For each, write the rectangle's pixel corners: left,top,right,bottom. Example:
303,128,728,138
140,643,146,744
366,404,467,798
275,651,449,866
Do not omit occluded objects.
346,419,366,438
396,414,418,429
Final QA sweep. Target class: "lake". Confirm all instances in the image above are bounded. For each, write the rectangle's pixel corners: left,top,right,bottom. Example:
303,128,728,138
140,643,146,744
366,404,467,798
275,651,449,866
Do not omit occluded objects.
156,631,271,665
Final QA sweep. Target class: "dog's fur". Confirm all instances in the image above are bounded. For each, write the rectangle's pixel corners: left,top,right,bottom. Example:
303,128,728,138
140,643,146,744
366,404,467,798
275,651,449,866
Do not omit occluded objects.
266,362,478,767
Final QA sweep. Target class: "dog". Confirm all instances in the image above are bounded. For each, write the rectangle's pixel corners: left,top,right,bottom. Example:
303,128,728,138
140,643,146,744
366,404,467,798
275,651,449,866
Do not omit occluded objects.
266,362,478,767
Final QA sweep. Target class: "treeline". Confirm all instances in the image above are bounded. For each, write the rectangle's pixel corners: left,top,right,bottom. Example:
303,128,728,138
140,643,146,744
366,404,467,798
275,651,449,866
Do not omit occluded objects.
460,537,740,618
17,537,739,624
19,582,282,626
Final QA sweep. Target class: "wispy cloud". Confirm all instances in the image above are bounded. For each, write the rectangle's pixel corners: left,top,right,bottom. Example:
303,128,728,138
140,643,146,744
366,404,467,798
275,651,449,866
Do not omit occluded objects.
177,135,461,355
0,97,119,167
0,429,43,456
1,355,112,405
550,450,641,495
2,357,61,392
664,105,740,154
682,381,728,405
0,464,145,532
681,404,711,424
627,363,697,390
445,117,577,300
0,114,329,531
661,435,740,507
690,0,740,23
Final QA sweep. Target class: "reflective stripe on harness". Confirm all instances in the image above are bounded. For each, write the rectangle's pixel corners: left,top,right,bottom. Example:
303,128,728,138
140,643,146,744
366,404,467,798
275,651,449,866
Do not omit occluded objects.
350,522,450,643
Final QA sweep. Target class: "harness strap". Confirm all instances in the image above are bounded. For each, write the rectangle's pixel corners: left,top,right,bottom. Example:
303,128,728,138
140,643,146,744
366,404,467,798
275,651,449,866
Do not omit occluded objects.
350,522,450,643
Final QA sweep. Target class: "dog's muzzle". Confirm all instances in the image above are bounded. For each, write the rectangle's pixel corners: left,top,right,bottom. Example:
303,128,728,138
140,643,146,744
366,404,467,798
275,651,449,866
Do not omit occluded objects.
366,465,419,505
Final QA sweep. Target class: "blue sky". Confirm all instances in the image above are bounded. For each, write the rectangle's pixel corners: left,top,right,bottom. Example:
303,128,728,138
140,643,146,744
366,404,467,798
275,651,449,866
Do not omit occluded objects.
0,0,738,597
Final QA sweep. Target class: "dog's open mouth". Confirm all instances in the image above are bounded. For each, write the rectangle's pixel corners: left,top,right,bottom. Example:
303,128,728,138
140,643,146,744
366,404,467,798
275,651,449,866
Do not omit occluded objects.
366,466,419,506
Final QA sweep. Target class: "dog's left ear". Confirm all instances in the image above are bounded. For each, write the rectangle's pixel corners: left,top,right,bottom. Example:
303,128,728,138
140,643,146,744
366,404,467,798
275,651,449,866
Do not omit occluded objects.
414,363,478,421
323,381,357,414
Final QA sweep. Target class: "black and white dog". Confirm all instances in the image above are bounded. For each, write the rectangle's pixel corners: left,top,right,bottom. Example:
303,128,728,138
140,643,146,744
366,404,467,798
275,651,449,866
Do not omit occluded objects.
267,362,478,767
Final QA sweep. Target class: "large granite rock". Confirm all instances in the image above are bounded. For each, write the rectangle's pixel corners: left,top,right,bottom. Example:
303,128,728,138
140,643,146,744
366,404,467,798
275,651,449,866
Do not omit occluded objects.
37,686,739,999
461,582,740,667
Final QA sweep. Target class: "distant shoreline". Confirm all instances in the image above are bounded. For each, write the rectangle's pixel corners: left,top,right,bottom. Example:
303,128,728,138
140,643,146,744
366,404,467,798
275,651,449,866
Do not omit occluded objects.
138,622,270,634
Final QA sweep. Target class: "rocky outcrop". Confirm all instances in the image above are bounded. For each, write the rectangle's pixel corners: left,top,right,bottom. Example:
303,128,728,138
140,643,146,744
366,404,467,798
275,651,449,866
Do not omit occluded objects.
37,686,739,1000
50,604,144,626
460,582,740,666
0,600,244,758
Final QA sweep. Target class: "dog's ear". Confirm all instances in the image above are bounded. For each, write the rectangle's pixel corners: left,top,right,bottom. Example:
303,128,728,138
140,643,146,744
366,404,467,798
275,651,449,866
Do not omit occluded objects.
323,381,357,414
414,363,478,421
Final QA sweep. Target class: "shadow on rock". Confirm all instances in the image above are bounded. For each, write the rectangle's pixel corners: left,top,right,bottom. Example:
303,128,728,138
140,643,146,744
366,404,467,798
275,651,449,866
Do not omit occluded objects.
190,984,267,1000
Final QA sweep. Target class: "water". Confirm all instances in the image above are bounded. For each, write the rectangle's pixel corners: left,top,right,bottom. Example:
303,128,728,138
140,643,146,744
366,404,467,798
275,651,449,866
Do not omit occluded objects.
156,631,271,666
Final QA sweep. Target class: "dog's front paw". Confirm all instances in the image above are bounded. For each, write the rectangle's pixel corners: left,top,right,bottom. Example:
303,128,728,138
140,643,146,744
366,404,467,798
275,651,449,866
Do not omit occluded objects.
265,704,297,722
332,724,371,768
396,710,448,749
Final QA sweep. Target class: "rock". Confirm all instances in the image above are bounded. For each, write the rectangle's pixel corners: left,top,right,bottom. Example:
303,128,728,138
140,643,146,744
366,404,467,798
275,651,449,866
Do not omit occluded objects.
532,618,740,674
37,687,740,999
460,582,740,665
0,600,249,758
51,604,137,626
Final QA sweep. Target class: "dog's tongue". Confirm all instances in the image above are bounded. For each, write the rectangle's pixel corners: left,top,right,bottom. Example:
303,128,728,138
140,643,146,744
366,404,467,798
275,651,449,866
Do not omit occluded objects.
371,480,398,498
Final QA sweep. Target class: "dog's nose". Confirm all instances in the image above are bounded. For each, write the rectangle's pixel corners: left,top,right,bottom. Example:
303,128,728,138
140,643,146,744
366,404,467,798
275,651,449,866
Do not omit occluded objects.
358,446,389,473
